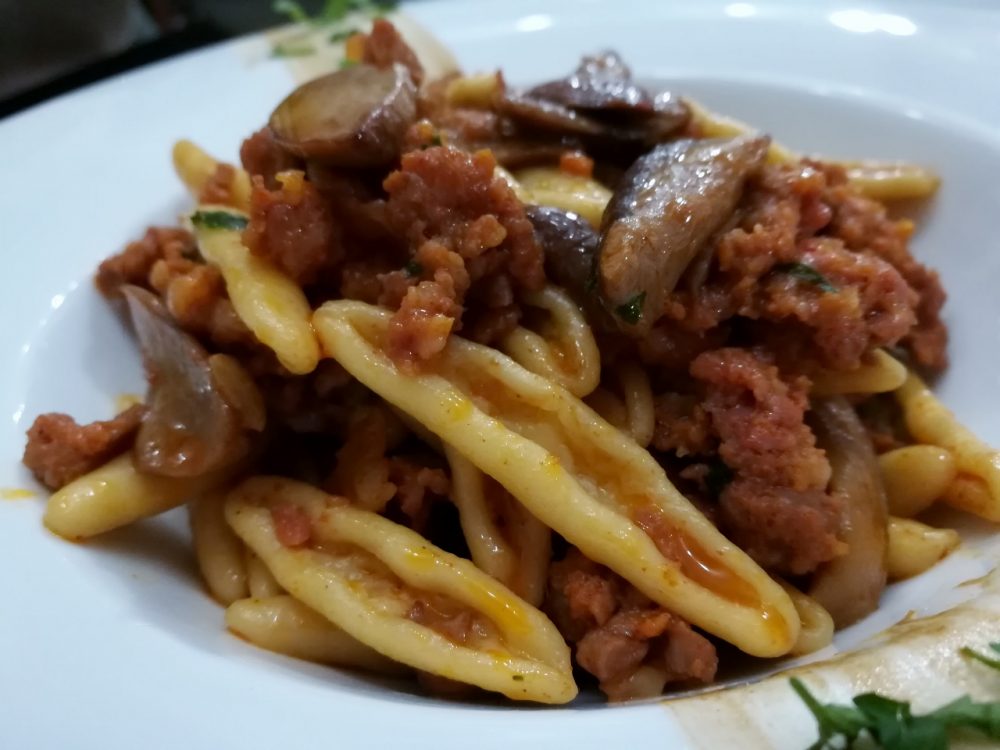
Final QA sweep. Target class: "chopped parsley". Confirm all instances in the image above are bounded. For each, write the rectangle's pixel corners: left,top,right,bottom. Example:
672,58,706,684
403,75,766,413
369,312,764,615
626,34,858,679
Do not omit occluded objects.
775,262,837,293
614,291,646,325
792,646,1000,749
512,675,524,682
339,58,359,69
403,260,423,277
190,211,249,231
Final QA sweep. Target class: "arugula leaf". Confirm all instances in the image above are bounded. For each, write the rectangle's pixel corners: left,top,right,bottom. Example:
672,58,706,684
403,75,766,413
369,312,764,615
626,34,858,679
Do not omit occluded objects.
775,262,838,293
961,643,1000,672
190,211,249,231
793,656,1000,750
791,678,869,749
932,695,1000,739
614,291,646,325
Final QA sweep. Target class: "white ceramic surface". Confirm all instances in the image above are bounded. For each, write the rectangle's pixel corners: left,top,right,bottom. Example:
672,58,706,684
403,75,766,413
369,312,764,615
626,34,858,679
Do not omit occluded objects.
2,2,999,748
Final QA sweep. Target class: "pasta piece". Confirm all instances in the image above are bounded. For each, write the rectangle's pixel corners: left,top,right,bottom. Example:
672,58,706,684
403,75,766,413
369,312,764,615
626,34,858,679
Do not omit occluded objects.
885,517,960,581
836,160,941,202
246,548,284,598
687,99,939,200
189,490,248,604
513,166,612,227
313,300,800,657
444,72,500,108
226,595,404,674
445,445,550,607
895,370,1000,521
44,453,230,540
615,361,655,448
941,475,997,522
500,286,601,398
878,445,957,518
172,140,252,211
779,582,834,657
192,206,320,375
810,349,907,396
226,476,577,704
584,387,629,431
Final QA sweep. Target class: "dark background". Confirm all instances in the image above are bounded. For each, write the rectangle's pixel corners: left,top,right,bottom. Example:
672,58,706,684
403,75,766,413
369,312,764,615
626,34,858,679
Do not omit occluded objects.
0,0,321,118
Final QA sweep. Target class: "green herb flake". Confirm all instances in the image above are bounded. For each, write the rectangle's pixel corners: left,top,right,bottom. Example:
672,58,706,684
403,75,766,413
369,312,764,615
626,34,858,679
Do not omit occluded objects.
774,262,837,293
704,460,733,499
512,675,524,682
273,0,312,23
962,643,1000,672
614,291,646,325
403,260,423,278
329,27,361,43
190,211,249,231
271,39,317,57
339,58,359,69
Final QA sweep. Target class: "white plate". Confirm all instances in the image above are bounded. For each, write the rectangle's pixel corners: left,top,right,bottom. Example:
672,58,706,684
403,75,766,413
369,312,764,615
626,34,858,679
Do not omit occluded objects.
2,1,1000,748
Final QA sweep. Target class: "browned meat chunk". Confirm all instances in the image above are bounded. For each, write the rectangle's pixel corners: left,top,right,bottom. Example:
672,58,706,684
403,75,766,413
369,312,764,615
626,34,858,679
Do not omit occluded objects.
380,146,543,369
23,405,145,490
243,171,342,286
362,18,425,87
691,347,830,490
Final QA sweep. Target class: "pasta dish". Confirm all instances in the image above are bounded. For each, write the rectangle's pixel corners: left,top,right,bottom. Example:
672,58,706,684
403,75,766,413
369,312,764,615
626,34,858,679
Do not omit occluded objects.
22,20,1000,704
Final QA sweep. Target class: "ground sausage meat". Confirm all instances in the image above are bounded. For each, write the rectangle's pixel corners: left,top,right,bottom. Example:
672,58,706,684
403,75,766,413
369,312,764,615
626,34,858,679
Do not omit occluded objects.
96,227,196,298
380,146,544,369
239,126,302,188
362,18,425,86
547,549,718,700
662,162,928,371
23,405,145,490
243,171,342,286
691,347,843,574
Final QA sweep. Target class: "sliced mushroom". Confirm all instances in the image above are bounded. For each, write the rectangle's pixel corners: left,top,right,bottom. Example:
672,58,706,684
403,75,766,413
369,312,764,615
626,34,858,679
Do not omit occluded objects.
122,286,260,478
269,63,417,167
503,51,689,145
525,206,614,333
808,397,889,628
528,51,653,113
598,134,769,334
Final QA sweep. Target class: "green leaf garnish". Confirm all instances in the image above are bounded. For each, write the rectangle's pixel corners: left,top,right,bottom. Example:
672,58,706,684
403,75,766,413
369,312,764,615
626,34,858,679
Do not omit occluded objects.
190,211,249,231
792,654,1000,750
962,643,1000,672
775,262,838,293
615,291,646,325
275,0,397,26
273,0,312,23
403,260,423,277
329,27,361,43
339,58,359,69
271,39,318,57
